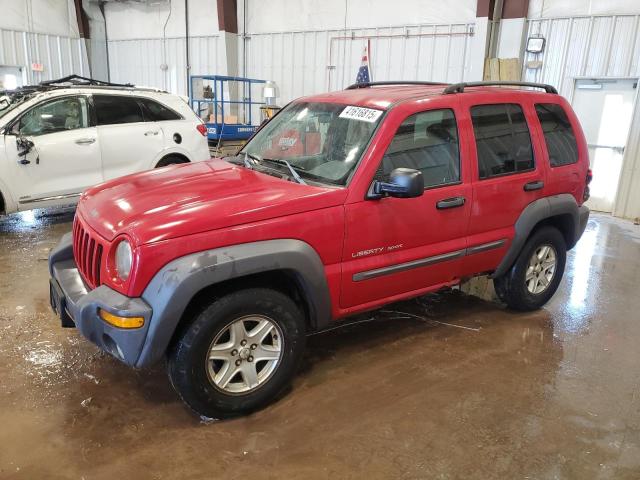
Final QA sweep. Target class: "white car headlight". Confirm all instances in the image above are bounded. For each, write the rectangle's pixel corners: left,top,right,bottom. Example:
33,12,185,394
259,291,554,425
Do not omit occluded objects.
115,240,133,281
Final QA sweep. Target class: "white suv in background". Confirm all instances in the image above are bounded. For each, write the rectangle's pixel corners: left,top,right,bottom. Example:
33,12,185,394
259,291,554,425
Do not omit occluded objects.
0,76,210,215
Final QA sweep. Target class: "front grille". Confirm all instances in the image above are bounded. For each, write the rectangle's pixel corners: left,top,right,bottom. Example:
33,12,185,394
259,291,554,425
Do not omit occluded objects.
72,215,104,289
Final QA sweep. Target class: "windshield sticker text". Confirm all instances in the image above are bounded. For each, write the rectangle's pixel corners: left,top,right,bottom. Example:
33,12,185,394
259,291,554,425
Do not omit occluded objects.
339,106,383,123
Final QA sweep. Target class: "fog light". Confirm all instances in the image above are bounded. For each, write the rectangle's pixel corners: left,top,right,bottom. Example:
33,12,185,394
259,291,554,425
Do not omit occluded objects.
99,309,144,329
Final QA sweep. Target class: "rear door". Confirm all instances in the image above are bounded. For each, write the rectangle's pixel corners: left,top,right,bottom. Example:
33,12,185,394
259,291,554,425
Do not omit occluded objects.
4,94,102,209
140,96,210,162
459,97,548,276
93,94,165,180
341,102,472,309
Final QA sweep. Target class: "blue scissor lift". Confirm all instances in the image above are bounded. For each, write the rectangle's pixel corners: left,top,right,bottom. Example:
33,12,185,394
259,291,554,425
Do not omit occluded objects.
189,75,266,154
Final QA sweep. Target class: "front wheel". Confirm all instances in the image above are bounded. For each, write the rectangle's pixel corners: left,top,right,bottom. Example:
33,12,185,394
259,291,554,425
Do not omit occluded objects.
494,226,567,311
167,288,306,418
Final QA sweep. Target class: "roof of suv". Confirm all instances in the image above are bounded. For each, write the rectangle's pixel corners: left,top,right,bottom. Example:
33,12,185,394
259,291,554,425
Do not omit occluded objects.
303,81,559,110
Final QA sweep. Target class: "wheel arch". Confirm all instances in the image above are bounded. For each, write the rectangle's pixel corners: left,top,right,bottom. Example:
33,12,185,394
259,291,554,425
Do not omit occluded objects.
155,152,190,168
491,194,588,279
136,239,332,367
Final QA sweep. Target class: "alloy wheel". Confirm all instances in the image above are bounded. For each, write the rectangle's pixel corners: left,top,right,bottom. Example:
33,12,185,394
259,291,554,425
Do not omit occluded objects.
206,315,283,395
526,244,557,295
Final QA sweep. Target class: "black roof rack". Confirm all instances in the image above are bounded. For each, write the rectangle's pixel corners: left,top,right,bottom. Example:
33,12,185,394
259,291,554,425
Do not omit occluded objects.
39,75,134,88
346,81,448,90
443,81,558,94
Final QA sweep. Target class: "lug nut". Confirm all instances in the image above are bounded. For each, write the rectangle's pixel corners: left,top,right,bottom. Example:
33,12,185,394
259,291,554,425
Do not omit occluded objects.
235,359,242,366
240,340,247,346
231,349,238,356
273,334,278,340
250,344,257,350
248,356,254,362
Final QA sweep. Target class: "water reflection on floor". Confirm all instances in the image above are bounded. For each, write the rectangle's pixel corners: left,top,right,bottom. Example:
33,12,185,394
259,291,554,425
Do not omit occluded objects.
0,210,639,479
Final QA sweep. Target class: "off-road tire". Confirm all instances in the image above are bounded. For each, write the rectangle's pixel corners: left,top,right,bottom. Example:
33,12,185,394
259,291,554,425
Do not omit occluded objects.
167,288,306,419
494,226,567,311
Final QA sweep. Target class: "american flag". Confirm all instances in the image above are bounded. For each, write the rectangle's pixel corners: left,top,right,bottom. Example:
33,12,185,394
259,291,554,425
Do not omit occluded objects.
355,40,372,84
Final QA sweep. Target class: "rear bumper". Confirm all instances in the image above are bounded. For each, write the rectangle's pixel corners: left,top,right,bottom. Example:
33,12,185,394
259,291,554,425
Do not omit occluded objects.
49,233,152,366
577,205,590,242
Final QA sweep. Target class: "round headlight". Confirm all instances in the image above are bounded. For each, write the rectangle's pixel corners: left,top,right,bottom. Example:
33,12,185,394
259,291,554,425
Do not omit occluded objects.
115,240,133,281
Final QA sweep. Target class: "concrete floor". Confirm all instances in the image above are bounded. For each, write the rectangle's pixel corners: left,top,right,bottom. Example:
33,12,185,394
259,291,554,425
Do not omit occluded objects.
0,210,639,479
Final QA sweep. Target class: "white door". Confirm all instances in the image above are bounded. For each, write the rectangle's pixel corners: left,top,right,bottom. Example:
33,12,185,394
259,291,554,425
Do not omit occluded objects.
572,79,637,212
93,94,166,180
4,95,102,209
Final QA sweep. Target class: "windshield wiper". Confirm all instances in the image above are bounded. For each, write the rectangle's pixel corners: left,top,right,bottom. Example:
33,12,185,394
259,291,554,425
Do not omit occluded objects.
261,158,307,185
243,151,261,169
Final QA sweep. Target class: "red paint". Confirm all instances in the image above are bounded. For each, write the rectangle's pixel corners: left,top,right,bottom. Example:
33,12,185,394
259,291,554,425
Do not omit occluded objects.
74,85,589,320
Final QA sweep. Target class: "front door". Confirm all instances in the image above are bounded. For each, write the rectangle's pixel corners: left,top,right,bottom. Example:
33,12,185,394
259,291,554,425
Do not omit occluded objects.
572,78,637,213
341,106,471,309
4,95,102,209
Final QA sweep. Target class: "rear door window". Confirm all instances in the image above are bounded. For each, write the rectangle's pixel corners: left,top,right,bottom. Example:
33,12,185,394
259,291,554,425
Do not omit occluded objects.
535,103,578,167
94,95,144,125
377,108,460,188
140,98,182,121
470,103,534,179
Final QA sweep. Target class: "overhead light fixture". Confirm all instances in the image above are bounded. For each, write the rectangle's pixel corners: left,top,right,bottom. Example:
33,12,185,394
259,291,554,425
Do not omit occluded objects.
526,37,546,54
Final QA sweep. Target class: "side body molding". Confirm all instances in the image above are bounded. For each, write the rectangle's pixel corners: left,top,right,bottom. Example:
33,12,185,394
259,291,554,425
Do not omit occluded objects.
137,239,332,367
491,194,589,279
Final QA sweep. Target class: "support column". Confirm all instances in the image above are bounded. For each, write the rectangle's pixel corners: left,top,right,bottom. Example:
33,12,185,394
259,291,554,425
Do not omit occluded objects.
80,0,109,81
468,0,495,81
217,0,239,77
496,0,529,64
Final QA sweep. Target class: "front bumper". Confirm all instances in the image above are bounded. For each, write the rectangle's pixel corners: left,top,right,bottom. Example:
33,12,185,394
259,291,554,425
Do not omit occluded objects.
48,233,152,366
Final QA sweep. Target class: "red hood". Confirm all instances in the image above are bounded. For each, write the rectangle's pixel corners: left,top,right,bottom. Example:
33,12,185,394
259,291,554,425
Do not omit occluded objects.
78,159,347,245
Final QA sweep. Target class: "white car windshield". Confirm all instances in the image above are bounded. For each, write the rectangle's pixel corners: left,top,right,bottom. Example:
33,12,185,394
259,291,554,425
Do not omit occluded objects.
241,102,384,185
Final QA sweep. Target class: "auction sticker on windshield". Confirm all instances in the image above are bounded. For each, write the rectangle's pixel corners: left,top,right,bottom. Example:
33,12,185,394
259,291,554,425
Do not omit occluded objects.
339,106,383,123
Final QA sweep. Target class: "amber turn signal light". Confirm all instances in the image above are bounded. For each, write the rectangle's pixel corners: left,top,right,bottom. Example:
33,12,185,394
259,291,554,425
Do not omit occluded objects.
99,309,144,329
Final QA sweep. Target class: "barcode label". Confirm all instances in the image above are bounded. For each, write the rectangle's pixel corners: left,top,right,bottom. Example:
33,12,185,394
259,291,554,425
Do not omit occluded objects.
339,106,383,123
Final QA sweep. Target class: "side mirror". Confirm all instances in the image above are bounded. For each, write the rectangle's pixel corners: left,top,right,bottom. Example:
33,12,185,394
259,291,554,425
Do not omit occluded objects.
16,135,34,156
369,168,424,199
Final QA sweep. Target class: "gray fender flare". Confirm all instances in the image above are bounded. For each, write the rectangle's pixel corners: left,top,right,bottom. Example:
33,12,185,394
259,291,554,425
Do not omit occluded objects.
491,194,589,279
136,239,332,367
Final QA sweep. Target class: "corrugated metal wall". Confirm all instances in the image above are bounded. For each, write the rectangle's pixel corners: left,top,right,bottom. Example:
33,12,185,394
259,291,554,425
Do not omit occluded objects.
523,14,640,220
523,14,640,97
108,35,222,95
245,23,475,103
0,27,88,85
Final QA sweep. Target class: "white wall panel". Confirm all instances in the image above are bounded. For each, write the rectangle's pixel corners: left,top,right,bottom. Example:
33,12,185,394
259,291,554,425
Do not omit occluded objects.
245,0,477,33
523,15,640,97
0,27,88,85
245,23,475,104
107,35,222,95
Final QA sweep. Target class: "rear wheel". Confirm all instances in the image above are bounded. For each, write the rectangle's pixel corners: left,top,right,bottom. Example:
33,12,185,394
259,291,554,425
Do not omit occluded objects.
167,288,306,418
494,226,566,311
155,155,189,168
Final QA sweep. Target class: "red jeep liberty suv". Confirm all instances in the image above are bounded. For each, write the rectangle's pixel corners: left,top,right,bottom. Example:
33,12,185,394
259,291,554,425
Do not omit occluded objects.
49,81,591,418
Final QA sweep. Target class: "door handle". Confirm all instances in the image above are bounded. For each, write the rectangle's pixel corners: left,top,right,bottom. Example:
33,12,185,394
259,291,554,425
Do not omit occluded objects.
524,180,544,191
436,196,466,209
144,130,159,136
75,138,96,145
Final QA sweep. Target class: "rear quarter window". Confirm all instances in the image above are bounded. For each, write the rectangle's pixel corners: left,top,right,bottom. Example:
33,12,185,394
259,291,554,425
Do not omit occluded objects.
535,103,579,167
140,98,182,121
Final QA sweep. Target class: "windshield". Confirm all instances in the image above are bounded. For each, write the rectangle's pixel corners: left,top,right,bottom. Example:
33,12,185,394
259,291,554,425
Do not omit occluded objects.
241,102,383,185
0,92,32,122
